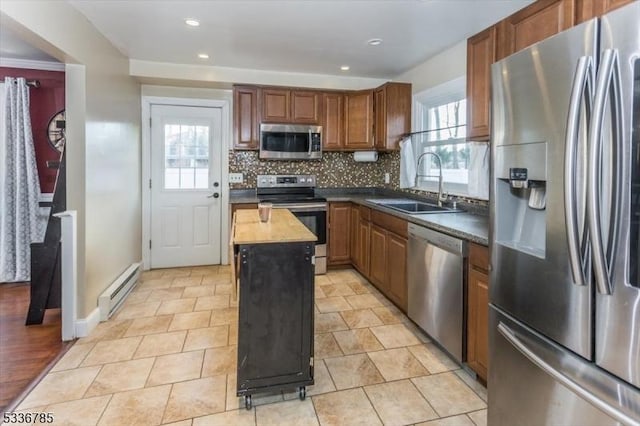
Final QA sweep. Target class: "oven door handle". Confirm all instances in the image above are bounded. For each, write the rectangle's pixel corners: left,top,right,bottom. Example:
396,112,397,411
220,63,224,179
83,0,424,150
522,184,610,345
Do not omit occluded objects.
272,203,327,212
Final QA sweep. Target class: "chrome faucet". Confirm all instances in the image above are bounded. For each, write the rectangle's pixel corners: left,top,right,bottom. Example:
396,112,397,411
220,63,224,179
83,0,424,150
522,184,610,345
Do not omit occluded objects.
416,151,447,207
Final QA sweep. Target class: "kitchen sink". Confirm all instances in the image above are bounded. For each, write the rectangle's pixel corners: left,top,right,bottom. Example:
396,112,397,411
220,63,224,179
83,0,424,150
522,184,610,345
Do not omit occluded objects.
366,199,462,214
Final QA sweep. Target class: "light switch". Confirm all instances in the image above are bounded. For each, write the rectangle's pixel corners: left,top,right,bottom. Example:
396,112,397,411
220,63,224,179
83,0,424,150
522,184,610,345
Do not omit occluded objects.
384,173,390,184
229,173,244,184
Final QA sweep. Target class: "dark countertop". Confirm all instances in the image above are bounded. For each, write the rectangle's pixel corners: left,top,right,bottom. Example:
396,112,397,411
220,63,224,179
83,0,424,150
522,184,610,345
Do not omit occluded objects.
230,188,489,246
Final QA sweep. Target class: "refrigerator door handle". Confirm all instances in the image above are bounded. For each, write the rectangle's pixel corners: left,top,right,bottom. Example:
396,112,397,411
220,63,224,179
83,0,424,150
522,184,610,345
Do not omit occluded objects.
564,56,592,287
498,322,640,426
588,49,622,296
605,50,624,285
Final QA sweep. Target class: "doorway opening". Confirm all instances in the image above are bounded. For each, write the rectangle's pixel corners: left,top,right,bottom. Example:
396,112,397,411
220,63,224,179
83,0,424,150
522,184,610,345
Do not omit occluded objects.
0,64,69,411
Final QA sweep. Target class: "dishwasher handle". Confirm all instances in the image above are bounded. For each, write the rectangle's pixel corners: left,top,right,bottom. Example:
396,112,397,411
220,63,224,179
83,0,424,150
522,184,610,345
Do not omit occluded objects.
408,223,466,255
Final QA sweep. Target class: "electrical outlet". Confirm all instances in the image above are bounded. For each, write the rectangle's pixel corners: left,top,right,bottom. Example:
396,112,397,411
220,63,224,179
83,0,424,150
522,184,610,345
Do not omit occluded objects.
229,173,244,184
384,173,390,184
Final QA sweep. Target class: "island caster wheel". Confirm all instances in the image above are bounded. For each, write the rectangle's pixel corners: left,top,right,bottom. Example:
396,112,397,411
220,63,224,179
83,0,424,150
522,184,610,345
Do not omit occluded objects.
298,386,306,401
244,395,252,410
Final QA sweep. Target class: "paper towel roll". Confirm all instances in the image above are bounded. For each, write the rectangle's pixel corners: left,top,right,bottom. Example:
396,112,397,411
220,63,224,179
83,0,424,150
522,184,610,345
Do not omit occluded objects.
353,151,378,162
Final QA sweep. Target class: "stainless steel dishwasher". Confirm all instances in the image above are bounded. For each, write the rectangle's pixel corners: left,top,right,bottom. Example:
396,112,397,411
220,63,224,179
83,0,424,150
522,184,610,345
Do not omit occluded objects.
408,223,467,362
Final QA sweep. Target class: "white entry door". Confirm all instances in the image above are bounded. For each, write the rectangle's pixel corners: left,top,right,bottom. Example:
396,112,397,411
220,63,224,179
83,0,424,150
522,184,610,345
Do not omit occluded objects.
150,104,223,268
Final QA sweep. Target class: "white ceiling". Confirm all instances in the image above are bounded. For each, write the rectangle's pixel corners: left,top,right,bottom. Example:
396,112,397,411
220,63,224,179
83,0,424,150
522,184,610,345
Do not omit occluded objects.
69,0,533,79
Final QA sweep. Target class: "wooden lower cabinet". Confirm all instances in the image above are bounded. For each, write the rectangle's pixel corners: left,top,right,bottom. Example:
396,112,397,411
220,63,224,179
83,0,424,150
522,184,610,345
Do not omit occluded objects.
368,223,408,312
467,243,490,382
349,207,409,313
357,219,371,277
349,205,371,278
328,203,351,265
350,206,360,264
369,225,388,291
386,233,407,311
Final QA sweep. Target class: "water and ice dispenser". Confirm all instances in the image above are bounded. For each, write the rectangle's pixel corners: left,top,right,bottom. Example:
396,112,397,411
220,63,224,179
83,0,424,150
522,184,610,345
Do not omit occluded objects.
494,142,547,258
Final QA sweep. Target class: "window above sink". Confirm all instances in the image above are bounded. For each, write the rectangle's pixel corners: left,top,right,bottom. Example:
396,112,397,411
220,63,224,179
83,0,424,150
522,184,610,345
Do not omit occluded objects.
412,77,489,200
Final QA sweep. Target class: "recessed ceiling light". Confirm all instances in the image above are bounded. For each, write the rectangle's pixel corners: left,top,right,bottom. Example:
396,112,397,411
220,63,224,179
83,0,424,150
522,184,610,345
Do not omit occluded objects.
367,38,383,46
340,65,350,71
185,19,200,27
198,53,209,59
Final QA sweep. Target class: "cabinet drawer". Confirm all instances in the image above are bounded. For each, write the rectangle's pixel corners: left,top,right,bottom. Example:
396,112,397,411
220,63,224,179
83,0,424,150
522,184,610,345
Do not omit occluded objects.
469,243,489,272
371,210,408,238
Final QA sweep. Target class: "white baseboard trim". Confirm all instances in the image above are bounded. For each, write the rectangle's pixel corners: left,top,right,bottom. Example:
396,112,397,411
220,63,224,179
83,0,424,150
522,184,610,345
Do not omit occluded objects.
75,307,100,338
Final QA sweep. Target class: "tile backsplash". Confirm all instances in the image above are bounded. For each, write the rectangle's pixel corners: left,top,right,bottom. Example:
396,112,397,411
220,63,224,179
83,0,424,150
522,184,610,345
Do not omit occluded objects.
228,150,488,208
228,151,390,188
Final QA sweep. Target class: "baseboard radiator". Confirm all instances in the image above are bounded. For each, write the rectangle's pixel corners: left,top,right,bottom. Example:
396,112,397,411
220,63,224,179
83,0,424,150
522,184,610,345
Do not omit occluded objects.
98,263,141,321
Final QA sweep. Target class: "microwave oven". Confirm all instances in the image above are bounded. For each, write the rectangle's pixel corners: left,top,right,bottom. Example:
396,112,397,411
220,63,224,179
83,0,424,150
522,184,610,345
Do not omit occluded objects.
259,124,322,160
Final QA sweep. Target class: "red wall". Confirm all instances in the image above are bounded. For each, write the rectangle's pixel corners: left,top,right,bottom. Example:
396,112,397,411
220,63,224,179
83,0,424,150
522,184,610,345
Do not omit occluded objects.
1,67,65,193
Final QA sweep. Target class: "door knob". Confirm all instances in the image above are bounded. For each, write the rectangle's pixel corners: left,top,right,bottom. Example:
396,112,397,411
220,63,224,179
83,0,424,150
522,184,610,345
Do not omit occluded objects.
208,192,220,199
213,182,220,187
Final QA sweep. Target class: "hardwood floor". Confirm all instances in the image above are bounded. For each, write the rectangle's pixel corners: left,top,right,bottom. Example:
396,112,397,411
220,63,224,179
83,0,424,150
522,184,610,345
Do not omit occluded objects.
0,282,68,412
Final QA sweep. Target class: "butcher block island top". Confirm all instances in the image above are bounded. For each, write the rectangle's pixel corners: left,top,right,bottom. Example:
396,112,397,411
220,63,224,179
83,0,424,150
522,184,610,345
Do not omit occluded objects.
232,209,317,244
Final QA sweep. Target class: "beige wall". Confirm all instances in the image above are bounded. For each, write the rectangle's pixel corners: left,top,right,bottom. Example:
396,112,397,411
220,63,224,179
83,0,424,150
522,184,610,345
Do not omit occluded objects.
394,40,466,94
1,1,142,318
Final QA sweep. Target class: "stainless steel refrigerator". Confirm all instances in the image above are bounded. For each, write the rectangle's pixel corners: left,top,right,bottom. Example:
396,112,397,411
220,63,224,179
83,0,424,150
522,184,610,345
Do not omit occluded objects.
489,2,640,425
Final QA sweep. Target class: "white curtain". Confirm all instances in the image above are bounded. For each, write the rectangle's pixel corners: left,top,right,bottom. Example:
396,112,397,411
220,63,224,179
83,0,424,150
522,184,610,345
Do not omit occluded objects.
467,142,490,200
0,77,46,282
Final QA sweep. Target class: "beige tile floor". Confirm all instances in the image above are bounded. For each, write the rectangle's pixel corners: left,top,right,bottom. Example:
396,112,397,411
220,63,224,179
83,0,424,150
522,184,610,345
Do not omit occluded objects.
10,266,487,426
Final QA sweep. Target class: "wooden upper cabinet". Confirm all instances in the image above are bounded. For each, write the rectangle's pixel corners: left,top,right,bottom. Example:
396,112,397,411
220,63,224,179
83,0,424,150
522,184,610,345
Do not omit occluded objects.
262,89,290,122
466,26,497,142
262,88,320,124
233,86,260,150
496,0,576,60
576,0,636,22
344,90,375,150
322,92,345,150
375,88,386,150
374,82,412,151
291,91,320,124
328,203,351,265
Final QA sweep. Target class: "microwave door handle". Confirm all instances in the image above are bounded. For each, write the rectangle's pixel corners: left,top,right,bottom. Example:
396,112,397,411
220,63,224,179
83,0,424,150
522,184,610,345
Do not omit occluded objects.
308,130,312,156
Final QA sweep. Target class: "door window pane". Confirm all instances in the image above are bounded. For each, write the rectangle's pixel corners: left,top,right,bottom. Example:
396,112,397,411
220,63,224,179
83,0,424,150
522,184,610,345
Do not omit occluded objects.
164,124,210,189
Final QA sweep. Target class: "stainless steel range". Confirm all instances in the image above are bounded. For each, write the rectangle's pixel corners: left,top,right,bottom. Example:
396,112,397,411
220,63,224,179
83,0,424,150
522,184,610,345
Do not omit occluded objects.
257,175,327,274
